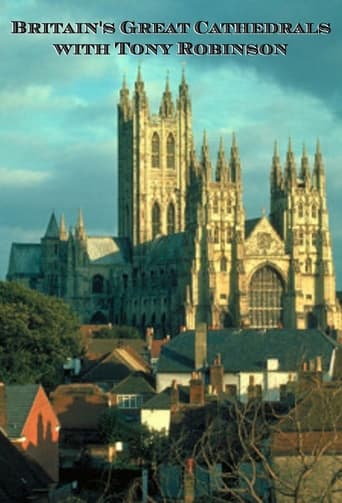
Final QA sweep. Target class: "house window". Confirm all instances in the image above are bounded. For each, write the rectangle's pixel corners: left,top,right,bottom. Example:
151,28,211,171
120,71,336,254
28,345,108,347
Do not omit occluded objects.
167,133,175,169
152,132,160,168
167,202,175,234
152,202,161,238
117,394,143,409
248,266,284,328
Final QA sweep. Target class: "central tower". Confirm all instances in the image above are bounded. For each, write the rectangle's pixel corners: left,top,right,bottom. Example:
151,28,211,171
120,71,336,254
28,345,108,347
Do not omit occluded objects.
118,68,193,245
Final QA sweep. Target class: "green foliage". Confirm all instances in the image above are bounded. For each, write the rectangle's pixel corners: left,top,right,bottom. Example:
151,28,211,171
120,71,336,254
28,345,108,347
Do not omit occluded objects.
94,325,140,339
98,408,169,465
0,281,83,389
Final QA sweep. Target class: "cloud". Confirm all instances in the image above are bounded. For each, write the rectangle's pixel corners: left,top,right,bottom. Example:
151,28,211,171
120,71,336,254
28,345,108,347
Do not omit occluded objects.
0,167,51,187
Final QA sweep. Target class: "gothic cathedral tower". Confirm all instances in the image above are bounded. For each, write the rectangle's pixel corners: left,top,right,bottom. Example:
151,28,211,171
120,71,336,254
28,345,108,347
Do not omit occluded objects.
118,67,193,245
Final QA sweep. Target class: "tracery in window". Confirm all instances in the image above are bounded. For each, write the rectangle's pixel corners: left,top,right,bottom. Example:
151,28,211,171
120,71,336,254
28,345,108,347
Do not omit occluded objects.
152,202,161,238
167,202,175,234
167,133,175,169
248,266,284,328
152,132,160,168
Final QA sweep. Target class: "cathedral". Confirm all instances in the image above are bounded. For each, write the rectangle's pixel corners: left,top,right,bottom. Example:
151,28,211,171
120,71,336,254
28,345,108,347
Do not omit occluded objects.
7,68,342,335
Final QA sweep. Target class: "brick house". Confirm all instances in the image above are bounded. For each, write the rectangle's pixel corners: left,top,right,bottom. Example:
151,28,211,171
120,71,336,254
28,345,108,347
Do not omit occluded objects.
0,382,60,482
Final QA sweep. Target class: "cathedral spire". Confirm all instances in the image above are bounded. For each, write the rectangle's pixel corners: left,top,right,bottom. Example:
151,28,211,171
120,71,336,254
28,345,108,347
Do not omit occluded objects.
313,138,325,192
75,208,86,240
229,132,241,184
45,212,59,239
271,140,283,191
284,137,297,188
59,214,68,241
300,143,311,187
215,136,228,182
159,71,174,118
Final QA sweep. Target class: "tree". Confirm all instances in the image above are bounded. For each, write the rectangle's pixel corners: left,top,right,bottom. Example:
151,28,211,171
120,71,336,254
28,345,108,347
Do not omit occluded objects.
120,376,342,502
0,281,83,389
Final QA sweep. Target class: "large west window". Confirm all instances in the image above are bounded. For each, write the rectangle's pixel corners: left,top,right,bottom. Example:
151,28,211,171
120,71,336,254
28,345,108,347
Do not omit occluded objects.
248,266,284,328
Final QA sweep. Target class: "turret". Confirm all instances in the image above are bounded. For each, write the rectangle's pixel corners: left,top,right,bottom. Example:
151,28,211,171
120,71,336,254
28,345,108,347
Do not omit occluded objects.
75,208,86,241
270,141,283,192
134,65,149,111
59,214,68,241
119,74,131,121
215,137,228,182
201,131,212,181
312,139,326,194
284,138,297,189
229,133,241,185
300,143,311,188
159,72,174,118
44,212,59,239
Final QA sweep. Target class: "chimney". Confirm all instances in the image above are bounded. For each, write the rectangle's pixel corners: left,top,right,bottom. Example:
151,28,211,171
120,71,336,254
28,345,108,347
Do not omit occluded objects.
210,353,224,394
195,322,207,370
0,383,7,432
184,458,195,503
189,372,205,405
170,380,179,410
316,355,322,372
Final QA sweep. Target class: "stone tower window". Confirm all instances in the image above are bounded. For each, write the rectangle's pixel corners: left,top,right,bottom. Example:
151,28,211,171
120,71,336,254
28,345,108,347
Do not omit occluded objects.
298,202,304,218
248,266,284,328
312,205,317,219
214,227,219,243
152,132,160,168
167,202,175,234
152,202,161,238
213,197,219,214
92,274,104,294
167,133,175,169
220,256,227,272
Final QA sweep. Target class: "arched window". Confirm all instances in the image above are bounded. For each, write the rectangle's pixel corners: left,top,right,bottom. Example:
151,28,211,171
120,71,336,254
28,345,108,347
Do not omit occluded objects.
213,197,219,214
92,274,104,294
312,205,317,219
152,202,161,239
152,132,160,168
226,226,232,243
298,202,304,218
167,202,175,234
214,227,219,244
248,266,284,328
167,133,175,169
220,256,227,272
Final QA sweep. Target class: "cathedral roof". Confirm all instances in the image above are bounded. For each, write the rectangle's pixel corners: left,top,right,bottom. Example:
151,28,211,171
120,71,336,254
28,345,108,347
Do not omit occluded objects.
245,218,262,238
7,243,41,277
86,237,131,264
136,232,189,265
157,329,338,374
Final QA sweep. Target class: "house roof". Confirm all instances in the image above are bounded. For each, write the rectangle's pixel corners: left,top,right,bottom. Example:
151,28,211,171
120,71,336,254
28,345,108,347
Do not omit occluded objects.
111,372,155,395
50,383,109,430
157,329,338,374
5,384,41,438
0,431,52,502
142,385,190,410
80,346,150,385
7,243,41,277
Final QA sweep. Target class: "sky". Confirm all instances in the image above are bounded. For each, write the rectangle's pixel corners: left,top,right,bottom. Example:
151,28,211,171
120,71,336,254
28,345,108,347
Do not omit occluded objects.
1,0,342,287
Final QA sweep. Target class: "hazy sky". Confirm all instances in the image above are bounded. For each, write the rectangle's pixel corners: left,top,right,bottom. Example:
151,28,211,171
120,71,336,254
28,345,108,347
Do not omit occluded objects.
1,1,342,287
